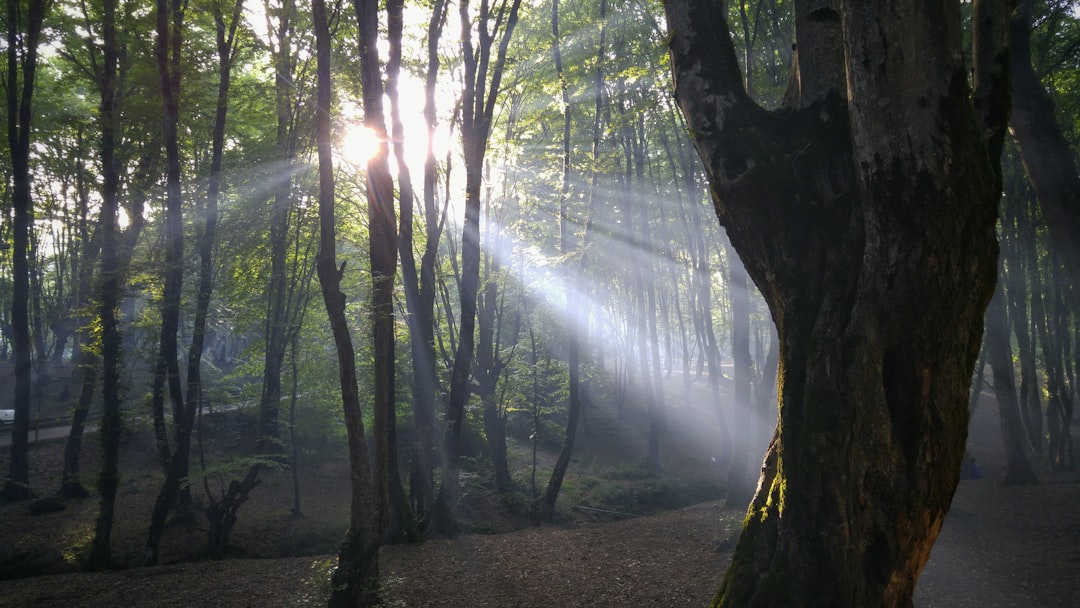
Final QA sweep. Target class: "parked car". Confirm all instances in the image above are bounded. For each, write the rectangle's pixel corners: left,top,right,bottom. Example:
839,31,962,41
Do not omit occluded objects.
0,409,13,426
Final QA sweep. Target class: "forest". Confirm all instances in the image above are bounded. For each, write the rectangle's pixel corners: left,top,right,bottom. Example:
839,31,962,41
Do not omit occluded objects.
1,0,1079,606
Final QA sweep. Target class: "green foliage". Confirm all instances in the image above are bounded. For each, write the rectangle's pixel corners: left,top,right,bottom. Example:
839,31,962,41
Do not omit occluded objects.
61,524,95,567
296,558,339,608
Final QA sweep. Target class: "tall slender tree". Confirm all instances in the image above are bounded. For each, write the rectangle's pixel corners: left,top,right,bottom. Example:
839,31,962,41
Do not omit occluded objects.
87,0,122,567
984,265,1039,485
259,0,303,453
399,0,449,525
353,0,405,544
2,0,50,503
536,0,604,522
313,0,380,602
1009,0,1080,297
431,0,524,534
148,0,187,481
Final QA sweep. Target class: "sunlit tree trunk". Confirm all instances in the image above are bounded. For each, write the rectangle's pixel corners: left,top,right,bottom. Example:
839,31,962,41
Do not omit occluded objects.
540,0,609,520
665,0,1010,605
619,134,662,472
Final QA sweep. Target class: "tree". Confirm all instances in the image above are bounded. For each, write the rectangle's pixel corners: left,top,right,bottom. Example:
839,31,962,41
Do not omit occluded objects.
398,0,449,526
147,0,187,485
87,0,123,567
197,0,258,558
259,0,306,454
355,0,414,544
535,0,605,522
3,0,50,502
1009,0,1080,299
984,263,1039,485
431,0,524,535
663,0,1010,605
313,0,380,602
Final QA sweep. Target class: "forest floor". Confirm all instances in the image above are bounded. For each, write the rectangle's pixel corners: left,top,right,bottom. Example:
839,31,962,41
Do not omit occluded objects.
0,365,1078,607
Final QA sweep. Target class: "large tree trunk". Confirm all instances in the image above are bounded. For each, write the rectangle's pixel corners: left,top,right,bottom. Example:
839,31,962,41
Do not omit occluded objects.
664,1,1009,605
313,0,380,603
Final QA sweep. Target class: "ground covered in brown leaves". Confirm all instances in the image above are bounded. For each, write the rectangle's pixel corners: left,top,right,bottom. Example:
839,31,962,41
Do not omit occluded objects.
0,372,1078,607
2,476,1079,608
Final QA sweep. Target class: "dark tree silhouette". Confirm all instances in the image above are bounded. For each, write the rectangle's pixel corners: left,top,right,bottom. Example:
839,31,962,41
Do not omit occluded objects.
313,0,380,603
2,0,49,503
664,0,1011,605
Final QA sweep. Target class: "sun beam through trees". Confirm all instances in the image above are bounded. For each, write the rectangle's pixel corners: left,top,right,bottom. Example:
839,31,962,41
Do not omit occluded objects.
2,0,1080,606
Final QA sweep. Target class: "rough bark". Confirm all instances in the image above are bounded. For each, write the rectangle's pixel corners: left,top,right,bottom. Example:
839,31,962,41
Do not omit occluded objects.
664,0,1009,605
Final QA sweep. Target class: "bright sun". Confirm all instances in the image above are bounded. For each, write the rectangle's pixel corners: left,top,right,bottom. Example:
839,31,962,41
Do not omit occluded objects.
340,123,381,166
